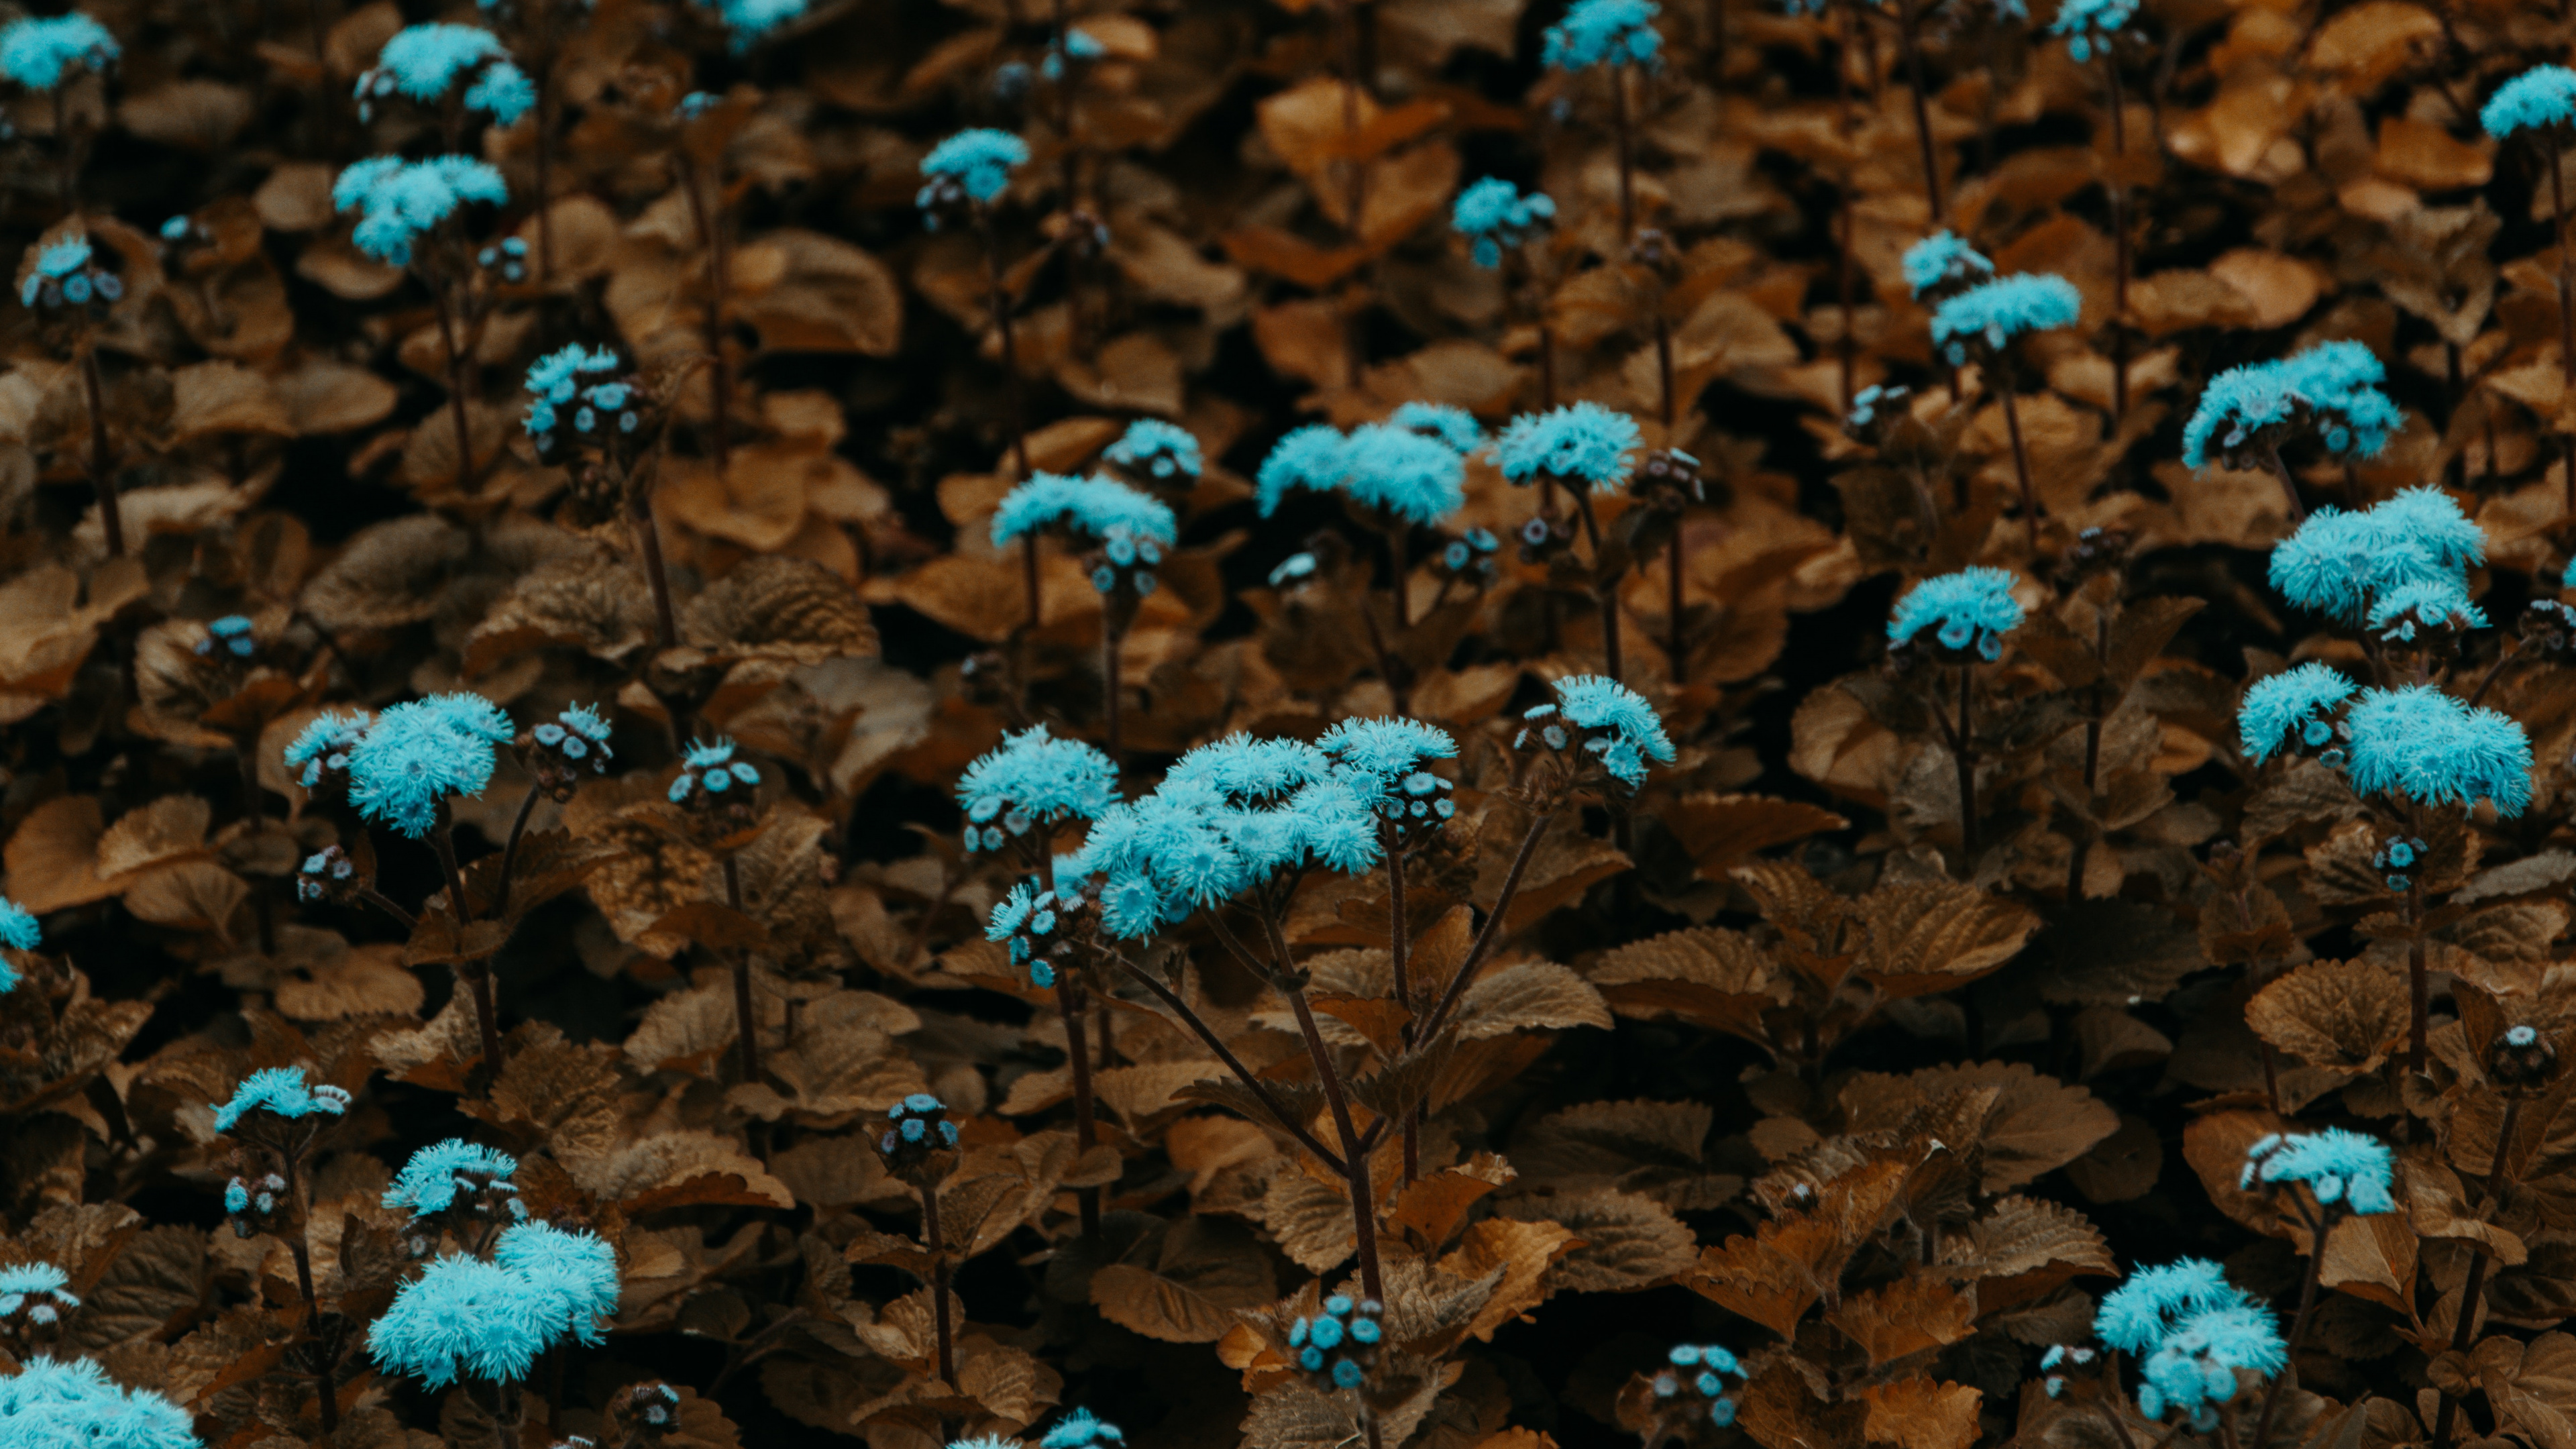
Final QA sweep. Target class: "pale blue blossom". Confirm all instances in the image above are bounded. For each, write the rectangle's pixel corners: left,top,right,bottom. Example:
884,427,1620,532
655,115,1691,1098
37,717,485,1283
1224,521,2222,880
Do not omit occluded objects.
2485,65,2576,140
346,694,513,837
1104,419,1203,481
956,724,1120,854
1491,402,1642,493
333,155,507,266
1452,178,1555,267
992,472,1177,548
1542,0,1662,70
212,1067,351,1134
2343,685,2532,816
1929,273,2080,366
0,1356,197,1449
1888,567,2023,660
1901,231,1993,300
0,13,116,92
2237,663,2354,765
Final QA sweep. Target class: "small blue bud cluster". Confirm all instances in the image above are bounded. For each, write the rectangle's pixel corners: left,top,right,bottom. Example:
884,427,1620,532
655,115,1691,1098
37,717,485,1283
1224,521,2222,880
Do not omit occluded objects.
2367,833,2426,896
523,704,614,802
2240,1128,2398,1214
2096,1259,2286,1428
1452,177,1556,268
1845,383,1909,442
1089,522,1164,599
1287,1294,1383,1390
295,844,358,904
285,710,372,791
880,1093,960,1163
524,345,638,451
221,1169,290,1238
1514,675,1677,791
195,614,256,659
385,1140,527,1257
1648,1344,1746,1430
2040,1344,2098,1398
212,1066,352,1135
0,13,117,93
1887,568,2023,663
1438,526,1501,584
1103,418,1202,483
19,235,121,311
987,877,1093,989
0,1263,78,1346
917,129,1029,225
1038,1407,1124,1449
478,235,531,284
2494,1022,2557,1089
667,737,761,809
1040,25,1106,80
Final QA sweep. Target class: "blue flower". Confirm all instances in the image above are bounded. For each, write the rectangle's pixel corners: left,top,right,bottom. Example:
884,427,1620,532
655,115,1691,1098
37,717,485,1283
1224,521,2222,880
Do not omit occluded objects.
1491,402,1643,493
0,13,117,92
2049,0,2138,62
2094,1258,2255,1355
2243,1128,2396,1214
1320,717,1460,828
1546,674,1676,786
364,25,533,124
1104,419,1203,481
384,1139,520,1219
0,1356,197,1449
919,128,1029,209
700,0,806,52
1929,273,2080,366
523,344,620,439
2369,484,2485,573
957,724,1120,853
2136,1303,2285,1424
283,709,372,790
1901,231,1993,300
2265,506,2444,623
2368,578,2487,643
1542,0,1662,70
1452,178,1556,267
1040,1408,1124,1449
991,472,1178,548
212,1066,351,1134
368,1254,555,1388
1888,567,2023,660
2237,663,2354,765
2183,341,2404,470
0,896,39,955
333,155,508,266
2343,685,2532,816
1256,426,1353,515
492,1222,619,1345
1340,423,1466,525
346,694,513,837
1390,402,1485,453
2485,64,2576,140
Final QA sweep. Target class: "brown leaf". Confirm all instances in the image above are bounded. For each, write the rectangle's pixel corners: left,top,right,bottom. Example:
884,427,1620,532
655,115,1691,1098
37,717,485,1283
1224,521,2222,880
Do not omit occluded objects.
1659,794,1848,879
1089,1217,1278,1343
5,796,119,914
1860,1378,1983,1449
1856,881,2040,998
1827,1274,1976,1365
733,231,902,355
2248,959,2410,1072
1454,959,1612,1039
1591,926,1785,1045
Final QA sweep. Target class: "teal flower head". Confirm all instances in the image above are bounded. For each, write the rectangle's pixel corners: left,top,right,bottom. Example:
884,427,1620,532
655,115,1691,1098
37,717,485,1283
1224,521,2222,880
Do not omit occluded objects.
2241,1128,2396,1215
2048,0,2138,62
492,1222,619,1346
360,25,533,125
957,724,1120,854
283,709,372,792
1340,423,1466,525
950,1438,1026,1449
522,344,628,445
1542,0,1662,70
918,128,1029,214
2094,1258,2255,1355
2238,663,2355,765
1888,567,2023,661
0,1262,78,1328
1320,716,1459,832
212,1066,352,1134
0,896,39,955
698,0,805,52
1452,178,1556,267
0,13,117,92
333,155,507,266
1040,1408,1124,1449
2368,578,2487,645
1649,1344,1747,1430
2136,1303,2286,1426
1516,674,1676,788
1104,419,1203,482
2265,506,2444,624
2183,341,2403,471
1287,1293,1385,1391
19,235,99,308
985,878,1068,985
992,472,1177,549
2370,484,2485,574
2485,64,2576,140
368,1254,554,1389
1257,425,1352,515
669,737,763,806
2343,685,2532,817
1391,401,1485,453
347,694,513,837
0,1356,198,1449
384,1139,522,1221
1901,231,1992,301
1930,274,2080,366
1492,402,1643,493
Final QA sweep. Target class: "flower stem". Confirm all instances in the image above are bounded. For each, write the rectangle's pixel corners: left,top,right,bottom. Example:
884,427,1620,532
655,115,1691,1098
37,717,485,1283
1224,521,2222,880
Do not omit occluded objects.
2407,859,2428,1073
979,208,1032,480
431,278,477,495
2247,1202,2325,1449
1413,802,1555,1048
282,1153,338,1437
1108,951,1348,1173
1383,821,1419,1185
1102,619,1124,763
2103,53,2130,430
679,156,732,471
431,822,506,1075
533,80,556,280
724,853,759,1085
1897,0,1942,222
2262,442,2305,524
1058,974,1104,1236
1570,488,1624,684
1267,916,1385,1303
1666,532,1686,681
1610,62,1635,242
78,347,121,557
488,782,543,919
1998,382,2038,522
1955,665,1980,863
920,1177,957,1387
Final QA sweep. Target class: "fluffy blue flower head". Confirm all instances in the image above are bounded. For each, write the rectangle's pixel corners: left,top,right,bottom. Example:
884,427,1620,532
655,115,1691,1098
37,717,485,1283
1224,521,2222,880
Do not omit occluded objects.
1391,402,1484,453
362,25,533,124
2136,1303,2286,1425
346,694,513,837
2485,64,2576,140
2343,685,2532,816
992,472,1177,548
333,156,507,266
492,1222,619,1346
2368,578,2487,643
369,1254,555,1388
1256,426,1352,515
2184,341,2404,470
1452,178,1556,267
1901,231,1992,300
0,1262,78,1328
0,1356,198,1449
919,129,1029,209
212,1067,351,1134
1930,273,2080,366
1542,0,1662,70
1340,423,1466,525
0,13,117,92
1492,402,1642,493
2265,507,2440,623
0,896,39,956
2243,1128,2396,1214
1040,1408,1124,1449
1104,419,1203,482
957,724,1120,853
2237,663,2354,765
1888,567,2023,661
701,0,806,52
2370,485,2484,573
1517,676,1675,788
1650,1344,1746,1427
2048,0,2138,62
1320,717,1459,828
2094,1258,2253,1355
522,344,621,441
385,1139,521,1219
34,236,87,280
283,709,371,790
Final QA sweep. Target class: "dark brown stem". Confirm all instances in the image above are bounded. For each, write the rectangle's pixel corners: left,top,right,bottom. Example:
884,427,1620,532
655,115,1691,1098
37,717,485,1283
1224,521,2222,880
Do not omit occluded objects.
2264,443,2306,524
1057,973,1103,1236
725,855,759,1084
1835,175,1856,412
1108,952,1348,1173
1955,665,1980,863
1609,63,1635,243
2430,1250,2491,1449
1897,0,1943,221
1998,382,2038,522
2557,133,2573,396
678,156,732,472
1102,620,1123,763
1266,913,1384,1303
1538,319,1558,408
533,80,556,281
2407,865,2429,1073
1570,489,1623,683
630,483,680,653
1385,822,1417,1185
355,886,418,931
283,1155,338,1438
432,822,505,1075
431,280,476,495
1666,532,1686,680
2248,1203,2324,1449
1387,519,1409,631
54,87,75,215
980,209,1032,480
1654,313,1676,429
2467,637,2523,708
1354,590,1412,716
78,347,121,557
2068,608,2108,900
488,782,543,919
2104,54,2129,429
1415,803,1556,1046
921,1179,957,1387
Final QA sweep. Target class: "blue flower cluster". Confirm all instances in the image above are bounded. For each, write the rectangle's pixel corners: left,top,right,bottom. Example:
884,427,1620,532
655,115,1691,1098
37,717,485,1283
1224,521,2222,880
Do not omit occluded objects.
987,878,1083,987
384,1138,525,1221
1542,0,1662,70
358,25,534,125
1319,717,1458,835
1929,273,2080,366
293,846,356,904
881,1093,960,1157
0,13,117,92
333,155,508,266
0,896,43,956
1039,1408,1124,1449
1103,419,1203,482
667,737,761,806
2342,684,2532,816
918,128,1030,217
2237,662,2355,765
523,344,633,448
1440,527,1502,582
0,1263,77,1330
1492,402,1644,493
699,0,806,52
476,235,531,284
1887,567,2023,661
2049,0,2137,62
2367,578,2485,645
1648,1344,1746,1429
1452,177,1556,268
991,472,1179,551
2483,64,2576,140
1040,26,1106,80
1391,401,1485,453
958,725,1120,855
1287,1293,1383,1389
2182,340,2403,472
211,1066,352,1134
284,709,371,790
2241,1128,2396,1214
18,235,119,310
368,1222,618,1389
2095,1258,2286,1428
2039,1344,2098,1398
1514,674,1677,788
0,1356,197,1449
346,694,514,837
1257,423,1466,525
2267,488,2483,624
1901,231,1994,301
194,614,255,659
525,704,615,794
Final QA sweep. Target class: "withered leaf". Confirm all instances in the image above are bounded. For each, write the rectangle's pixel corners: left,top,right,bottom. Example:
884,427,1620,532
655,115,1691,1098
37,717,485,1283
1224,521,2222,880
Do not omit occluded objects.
2248,959,2409,1072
